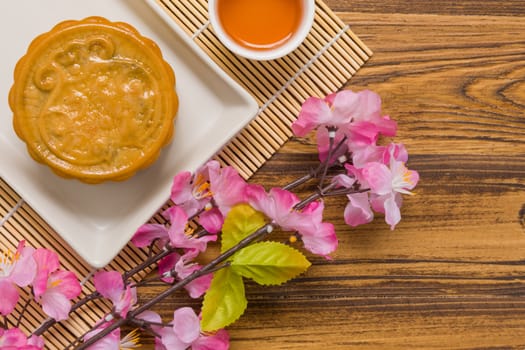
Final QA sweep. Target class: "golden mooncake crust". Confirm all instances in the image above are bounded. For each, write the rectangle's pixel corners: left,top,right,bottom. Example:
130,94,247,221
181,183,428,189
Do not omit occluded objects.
9,16,178,183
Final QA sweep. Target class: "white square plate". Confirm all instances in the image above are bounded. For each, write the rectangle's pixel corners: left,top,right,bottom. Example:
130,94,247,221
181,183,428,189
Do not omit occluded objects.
0,0,258,267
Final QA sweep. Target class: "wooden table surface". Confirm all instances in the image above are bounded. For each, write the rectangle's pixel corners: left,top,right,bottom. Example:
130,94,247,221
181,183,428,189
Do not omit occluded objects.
141,1,525,349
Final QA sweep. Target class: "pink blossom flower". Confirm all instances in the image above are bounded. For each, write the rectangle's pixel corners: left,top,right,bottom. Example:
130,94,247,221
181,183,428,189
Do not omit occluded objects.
155,307,229,350
208,161,247,215
347,90,397,138
158,252,212,298
32,249,81,321
331,174,375,227
174,255,212,298
294,201,338,258
246,185,337,258
170,168,212,218
163,206,217,258
0,328,43,350
0,241,36,316
293,90,397,167
93,271,136,318
291,90,359,137
131,223,171,249
382,142,409,164
292,90,396,138
246,185,305,232
83,323,140,350
359,147,419,229
132,206,216,257
343,192,374,227
171,160,247,215
170,160,247,233
315,126,348,164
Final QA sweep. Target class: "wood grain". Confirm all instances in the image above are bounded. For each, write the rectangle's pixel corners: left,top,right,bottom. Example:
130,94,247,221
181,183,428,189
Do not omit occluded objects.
141,2,525,349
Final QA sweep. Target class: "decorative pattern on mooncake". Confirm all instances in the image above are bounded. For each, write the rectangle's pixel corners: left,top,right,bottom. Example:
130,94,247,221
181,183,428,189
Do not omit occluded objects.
9,17,178,183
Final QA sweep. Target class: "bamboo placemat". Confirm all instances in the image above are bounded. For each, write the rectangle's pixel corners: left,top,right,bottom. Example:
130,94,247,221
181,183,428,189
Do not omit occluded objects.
0,0,371,348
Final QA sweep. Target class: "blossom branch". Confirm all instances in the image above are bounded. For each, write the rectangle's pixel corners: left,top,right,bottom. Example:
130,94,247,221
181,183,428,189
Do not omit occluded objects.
15,296,32,328
74,178,345,349
75,222,274,350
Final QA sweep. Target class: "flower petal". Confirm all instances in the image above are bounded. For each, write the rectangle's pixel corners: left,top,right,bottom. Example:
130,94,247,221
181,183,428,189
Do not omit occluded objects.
49,270,82,299
158,327,188,350
344,192,374,227
353,89,382,122
377,115,398,137
137,310,162,326
198,208,224,234
0,280,19,316
93,271,124,302
384,194,402,230
301,222,338,258
329,89,360,124
210,166,247,215
32,248,60,298
131,224,169,248
32,248,60,273
165,206,190,247
175,259,212,298
332,174,356,189
291,96,331,136
170,171,193,205
27,334,45,348
361,162,393,195
268,188,300,222
41,289,72,321
172,307,200,344
114,285,137,317
184,274,213,299
193,329,230,350
10,241,36,287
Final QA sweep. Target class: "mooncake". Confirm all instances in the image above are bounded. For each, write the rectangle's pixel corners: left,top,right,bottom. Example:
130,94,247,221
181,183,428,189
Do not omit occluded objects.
9,17,178,183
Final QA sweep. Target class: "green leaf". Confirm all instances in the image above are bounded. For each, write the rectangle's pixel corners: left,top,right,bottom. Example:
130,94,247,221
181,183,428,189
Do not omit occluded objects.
221,204,267,253
231,241,311,286
201,267,247,332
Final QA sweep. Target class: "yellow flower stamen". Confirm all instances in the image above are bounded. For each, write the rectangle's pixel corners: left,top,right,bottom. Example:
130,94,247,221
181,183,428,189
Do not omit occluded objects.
0,249,20,275
120,328,141,349
50,279,62,288
192,173,214,199
185,225,196,237
197,182,210,194
289,235,298,244
193,173,206,187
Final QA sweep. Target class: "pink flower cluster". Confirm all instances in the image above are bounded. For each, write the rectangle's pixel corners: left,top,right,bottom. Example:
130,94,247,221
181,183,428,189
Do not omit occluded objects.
125,158,340,348
0,241,82,349
292,89,419,229
133,159,338,273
